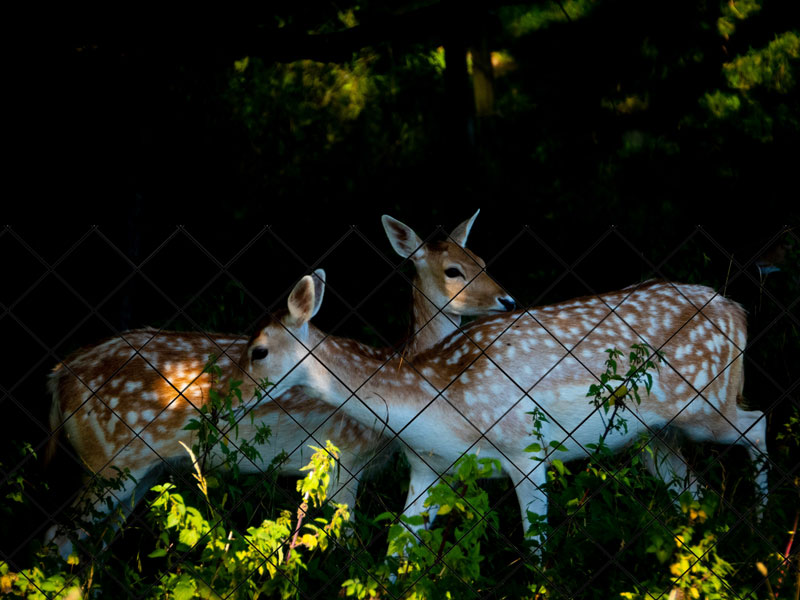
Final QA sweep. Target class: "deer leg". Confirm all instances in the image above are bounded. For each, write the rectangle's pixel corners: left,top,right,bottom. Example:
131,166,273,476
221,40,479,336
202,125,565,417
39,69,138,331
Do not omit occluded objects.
730,408,769,517
684,408,769,519
642,437,698,502
383,455,442,581
506,457,548,552
45,465,159,560
400,456,442,536
738,409,769,508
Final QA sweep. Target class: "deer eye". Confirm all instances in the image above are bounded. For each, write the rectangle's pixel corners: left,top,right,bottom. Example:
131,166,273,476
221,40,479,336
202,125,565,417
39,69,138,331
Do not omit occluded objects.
251,347,269,361
445,267,464,279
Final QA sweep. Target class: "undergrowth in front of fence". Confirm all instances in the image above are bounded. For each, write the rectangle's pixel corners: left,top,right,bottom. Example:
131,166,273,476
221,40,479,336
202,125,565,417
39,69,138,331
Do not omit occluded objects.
2,337,798,599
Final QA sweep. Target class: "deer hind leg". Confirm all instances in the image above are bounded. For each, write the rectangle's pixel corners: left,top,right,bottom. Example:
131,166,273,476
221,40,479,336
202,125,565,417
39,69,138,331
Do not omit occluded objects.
45,464,161,560
642,437,698,502
694,407,768,518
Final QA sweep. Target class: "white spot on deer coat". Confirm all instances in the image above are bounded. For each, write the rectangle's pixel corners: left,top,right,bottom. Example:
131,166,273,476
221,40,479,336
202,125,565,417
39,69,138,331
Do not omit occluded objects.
694,369,709,391
523,364,533,376
675,344,691,360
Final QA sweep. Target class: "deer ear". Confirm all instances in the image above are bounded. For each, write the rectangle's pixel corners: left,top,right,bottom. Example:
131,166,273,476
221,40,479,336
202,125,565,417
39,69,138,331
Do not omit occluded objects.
382,215,425,260
287,270,325,326
310,269,325,318
449,209,480,247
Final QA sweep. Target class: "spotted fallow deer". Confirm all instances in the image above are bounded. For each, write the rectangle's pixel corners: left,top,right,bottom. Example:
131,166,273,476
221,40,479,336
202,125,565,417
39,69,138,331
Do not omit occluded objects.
241,270,769,548
44,211,514,557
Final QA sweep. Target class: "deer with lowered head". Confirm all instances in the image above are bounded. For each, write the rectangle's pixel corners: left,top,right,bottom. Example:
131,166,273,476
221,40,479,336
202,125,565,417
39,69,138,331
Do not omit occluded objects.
44,211,514,557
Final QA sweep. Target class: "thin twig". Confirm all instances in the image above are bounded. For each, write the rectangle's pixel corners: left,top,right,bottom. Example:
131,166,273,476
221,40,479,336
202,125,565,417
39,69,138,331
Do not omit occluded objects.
777,510,799,592
286,495,310,565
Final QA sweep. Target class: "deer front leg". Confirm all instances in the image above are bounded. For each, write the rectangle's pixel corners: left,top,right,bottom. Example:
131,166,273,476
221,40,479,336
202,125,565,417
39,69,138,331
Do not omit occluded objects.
506,457,549,553
399,455,443,536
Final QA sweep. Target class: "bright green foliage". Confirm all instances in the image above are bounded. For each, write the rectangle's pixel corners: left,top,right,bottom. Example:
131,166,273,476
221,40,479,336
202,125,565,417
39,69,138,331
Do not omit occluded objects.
1,440,349,600
343,455,501,600
184,355,272,480
585,343,664,438
147,439,349,599
0,561,83,600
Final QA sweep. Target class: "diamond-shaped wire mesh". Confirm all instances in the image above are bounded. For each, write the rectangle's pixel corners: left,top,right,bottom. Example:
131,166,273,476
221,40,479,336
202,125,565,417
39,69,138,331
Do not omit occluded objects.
0,223,797,599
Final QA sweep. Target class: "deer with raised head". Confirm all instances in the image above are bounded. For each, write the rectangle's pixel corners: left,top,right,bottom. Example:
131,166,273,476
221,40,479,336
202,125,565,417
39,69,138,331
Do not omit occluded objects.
240,270,769,548
44,211,514,557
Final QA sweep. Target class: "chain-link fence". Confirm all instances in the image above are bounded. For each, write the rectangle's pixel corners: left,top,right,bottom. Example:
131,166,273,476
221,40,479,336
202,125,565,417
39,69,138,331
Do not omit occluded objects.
1,223,798,599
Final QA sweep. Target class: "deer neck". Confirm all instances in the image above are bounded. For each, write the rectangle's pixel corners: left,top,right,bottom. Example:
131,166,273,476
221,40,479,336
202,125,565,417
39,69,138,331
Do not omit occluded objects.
301,327,429,427
404,285,461,358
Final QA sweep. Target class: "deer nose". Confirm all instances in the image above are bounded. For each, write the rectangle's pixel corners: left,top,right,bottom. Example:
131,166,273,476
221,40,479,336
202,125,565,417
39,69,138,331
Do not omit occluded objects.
498,297,516,311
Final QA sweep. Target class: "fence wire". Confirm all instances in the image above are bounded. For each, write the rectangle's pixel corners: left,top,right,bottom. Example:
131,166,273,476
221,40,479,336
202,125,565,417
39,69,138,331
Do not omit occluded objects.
0,223,798,600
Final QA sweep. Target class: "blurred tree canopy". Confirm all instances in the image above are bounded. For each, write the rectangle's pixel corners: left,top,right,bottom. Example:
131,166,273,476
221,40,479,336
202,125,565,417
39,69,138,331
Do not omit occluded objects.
24,0,796,240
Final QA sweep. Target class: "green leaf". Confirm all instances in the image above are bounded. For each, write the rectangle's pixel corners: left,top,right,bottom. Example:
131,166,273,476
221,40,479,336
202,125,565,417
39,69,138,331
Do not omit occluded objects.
173,574,197,600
